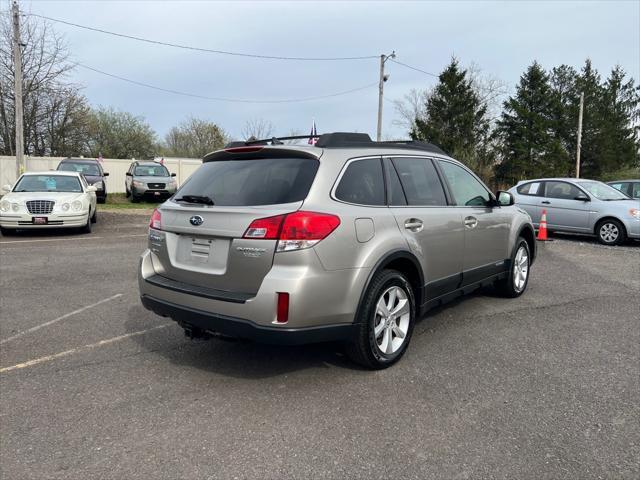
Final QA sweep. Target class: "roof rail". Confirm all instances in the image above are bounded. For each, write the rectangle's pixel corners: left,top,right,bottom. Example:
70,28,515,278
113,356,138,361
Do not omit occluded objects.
223,132,447,155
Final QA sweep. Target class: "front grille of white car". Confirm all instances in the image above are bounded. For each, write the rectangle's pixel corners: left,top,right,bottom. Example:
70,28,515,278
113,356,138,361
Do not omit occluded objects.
26,200,55,215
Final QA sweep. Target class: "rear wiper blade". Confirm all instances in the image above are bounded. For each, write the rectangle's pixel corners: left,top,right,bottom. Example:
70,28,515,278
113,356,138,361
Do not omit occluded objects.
174,195,215,205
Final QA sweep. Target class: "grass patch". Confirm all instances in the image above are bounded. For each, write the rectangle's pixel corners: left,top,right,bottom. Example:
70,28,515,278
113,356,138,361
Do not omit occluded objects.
100,193,161,209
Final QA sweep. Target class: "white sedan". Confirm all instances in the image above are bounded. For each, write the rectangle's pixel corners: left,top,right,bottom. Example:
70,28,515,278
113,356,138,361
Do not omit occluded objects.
0,171,98,235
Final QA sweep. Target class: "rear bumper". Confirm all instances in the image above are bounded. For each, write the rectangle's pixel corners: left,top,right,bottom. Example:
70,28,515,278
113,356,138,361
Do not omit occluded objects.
141,294,355,345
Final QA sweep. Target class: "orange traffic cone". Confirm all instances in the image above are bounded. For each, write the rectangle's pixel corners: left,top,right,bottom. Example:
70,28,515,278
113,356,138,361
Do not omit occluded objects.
537,209,549,241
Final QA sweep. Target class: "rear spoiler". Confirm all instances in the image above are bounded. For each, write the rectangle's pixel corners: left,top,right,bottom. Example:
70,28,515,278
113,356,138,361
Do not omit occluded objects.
203,147,320,163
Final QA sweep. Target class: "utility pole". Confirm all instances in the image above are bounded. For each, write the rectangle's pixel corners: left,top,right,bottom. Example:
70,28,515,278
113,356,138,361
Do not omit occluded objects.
575,92,584,178
376,51,395,141
12,0,24,178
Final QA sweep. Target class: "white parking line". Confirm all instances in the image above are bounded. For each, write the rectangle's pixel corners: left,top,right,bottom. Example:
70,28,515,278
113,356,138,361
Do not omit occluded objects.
0,324,172,374
0,234,147,245
0,294,123,345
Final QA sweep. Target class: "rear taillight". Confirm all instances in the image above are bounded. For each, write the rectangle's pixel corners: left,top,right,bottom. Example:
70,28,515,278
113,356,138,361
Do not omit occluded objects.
242,211,340,252
149,208,162,230
243,214,285,239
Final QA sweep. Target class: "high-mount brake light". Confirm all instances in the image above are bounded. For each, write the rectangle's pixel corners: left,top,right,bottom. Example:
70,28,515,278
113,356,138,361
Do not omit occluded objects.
242,211,340,251
149,208,162,230
224,146,264,153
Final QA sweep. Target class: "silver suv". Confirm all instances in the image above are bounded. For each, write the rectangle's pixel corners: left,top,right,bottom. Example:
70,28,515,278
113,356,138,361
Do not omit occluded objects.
139,133,536,368
125,161,177,202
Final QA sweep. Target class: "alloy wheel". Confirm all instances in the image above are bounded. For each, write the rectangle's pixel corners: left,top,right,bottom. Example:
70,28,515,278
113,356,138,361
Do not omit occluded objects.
600,223,619,244
374,286,411,355
513,245,529,292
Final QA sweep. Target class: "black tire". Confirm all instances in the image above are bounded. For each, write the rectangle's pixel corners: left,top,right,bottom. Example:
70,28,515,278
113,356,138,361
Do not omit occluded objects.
91,207,97,223
125,188,130,198
346,269,416,369
496,237,531,298
596,218,626,246
97,196,106,204
131,193,140,203
0,226,15,236
81,212,92,234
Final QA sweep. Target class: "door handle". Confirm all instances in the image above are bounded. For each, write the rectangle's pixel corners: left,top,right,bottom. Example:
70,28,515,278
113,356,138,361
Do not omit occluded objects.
541,201,551,204
404,218,423,232
464,216,478,229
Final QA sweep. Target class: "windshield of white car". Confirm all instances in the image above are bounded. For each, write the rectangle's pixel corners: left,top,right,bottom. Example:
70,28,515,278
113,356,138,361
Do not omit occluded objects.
576,181,629,200
58,162,101,176
14,175,82,193
134,165,169,177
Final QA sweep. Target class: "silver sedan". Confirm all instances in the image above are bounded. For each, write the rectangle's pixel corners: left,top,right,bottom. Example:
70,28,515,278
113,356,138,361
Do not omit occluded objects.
509,178,640,245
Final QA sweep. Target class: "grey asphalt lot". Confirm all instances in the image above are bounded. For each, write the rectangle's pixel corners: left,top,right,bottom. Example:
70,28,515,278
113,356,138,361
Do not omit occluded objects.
1,212,638,479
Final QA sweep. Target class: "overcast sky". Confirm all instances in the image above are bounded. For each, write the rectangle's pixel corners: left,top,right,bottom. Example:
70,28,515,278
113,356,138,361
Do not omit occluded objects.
18,0,640,141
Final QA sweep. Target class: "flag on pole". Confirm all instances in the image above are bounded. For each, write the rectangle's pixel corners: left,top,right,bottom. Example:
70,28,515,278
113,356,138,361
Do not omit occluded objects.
308,120,318,145
160,157,165,165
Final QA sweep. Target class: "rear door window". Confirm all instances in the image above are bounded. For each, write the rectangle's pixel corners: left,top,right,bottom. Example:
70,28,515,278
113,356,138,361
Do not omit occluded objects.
335,158,385,206
517,182,541,196
391,157,447,206
177,157,319,206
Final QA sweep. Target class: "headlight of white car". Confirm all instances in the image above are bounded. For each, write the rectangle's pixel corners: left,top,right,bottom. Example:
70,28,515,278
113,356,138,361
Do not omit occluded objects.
630,208,640,219
0,200,10,212
11,202,20,212
61,203,70,211
72,200,83,211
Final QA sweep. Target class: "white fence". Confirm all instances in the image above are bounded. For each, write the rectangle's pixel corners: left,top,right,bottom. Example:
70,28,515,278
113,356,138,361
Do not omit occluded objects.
0,156,202,193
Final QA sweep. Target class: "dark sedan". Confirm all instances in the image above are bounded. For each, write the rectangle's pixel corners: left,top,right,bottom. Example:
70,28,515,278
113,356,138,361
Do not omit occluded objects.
57,158,109,203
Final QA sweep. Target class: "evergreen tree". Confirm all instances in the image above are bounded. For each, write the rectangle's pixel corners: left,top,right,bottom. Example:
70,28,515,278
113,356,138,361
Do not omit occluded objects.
549,64,579,176
411,58,490,175
496,62,564,184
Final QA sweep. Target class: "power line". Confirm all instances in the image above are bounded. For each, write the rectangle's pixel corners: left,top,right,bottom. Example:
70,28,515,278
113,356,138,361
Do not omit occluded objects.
26,12,378,61
76,63,378,103
389,59,439,78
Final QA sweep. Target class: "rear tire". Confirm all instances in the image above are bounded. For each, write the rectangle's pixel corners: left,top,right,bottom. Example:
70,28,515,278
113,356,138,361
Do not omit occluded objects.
346,269,416,369
496,237,530,298
596,219,625,246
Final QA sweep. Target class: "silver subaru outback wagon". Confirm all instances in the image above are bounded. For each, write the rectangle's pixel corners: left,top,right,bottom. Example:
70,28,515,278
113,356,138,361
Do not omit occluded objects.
139,132,536,369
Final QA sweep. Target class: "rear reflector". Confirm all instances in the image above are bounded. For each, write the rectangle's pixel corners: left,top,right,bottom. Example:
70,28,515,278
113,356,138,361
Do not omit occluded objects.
276,292,289,323
149,208,162,230
242,211,341,251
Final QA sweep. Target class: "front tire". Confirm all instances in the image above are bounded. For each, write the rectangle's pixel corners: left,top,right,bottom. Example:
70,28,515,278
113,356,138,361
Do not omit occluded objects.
91,208,97,224
81,212,92,234
596,219,625,246
346,269,416,369
496,237,530,298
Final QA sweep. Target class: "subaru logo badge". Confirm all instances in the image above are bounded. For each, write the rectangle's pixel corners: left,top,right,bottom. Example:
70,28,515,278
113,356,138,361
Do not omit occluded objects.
189,215,204,226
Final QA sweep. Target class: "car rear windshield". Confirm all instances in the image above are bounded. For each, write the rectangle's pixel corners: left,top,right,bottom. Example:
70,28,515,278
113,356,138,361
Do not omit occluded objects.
14,175,82,193
176,158,319,206
58,162,101,176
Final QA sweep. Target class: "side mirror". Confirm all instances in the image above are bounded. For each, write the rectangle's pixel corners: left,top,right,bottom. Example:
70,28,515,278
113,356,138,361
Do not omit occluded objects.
125,172,132,176
574,194,590,202
170,173,177,177
2,184,11,193
103,172,109,177
86,185,97,193
496,191,515,206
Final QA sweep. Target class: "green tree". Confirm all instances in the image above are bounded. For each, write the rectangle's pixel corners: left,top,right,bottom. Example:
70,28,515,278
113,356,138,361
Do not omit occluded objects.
86,107,158,159
495,62,565,184
163,117,227,158
411,58,490,175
